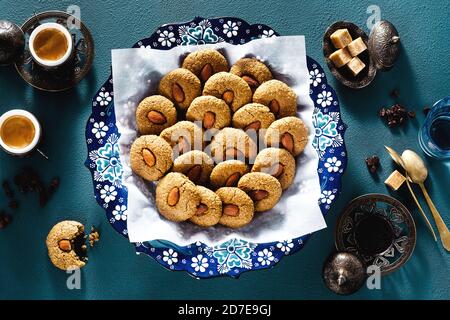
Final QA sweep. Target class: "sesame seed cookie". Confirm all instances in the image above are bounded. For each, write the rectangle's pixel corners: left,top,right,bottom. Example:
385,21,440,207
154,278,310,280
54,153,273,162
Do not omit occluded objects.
232,103,275,132
265,116,309,157
238,172,282,212
46,221,87,271
186,96,231,130
155,172,201,222
208,127,257,163
135,95,177,135
210,160,249,189
172,150,214,185
253,79,297,118
189,186,222,227
216,187,254,229
251,147,296,190
202,72,252,113
229,58,273,90
130,135,173,181
160,121,203,155
158,68,201,110
182,49,229,83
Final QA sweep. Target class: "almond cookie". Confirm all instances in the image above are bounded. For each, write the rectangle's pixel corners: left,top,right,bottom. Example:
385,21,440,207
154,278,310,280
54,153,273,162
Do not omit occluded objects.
158,68,201,110
208,127,257,163
135,95,177,135
155,172,201,222
182,49,229,83
202,72,252,113
172,150,214,185
130,135,173,181
238,172,282,212
251,147,296,190
229,58,273,90
210,160,249,189
189,186,222,227
253,79,297,118
265,116,309,157
216,187,254,228
160,121,203,156
186,96,231,130
232,103,275,133
46,221,87,271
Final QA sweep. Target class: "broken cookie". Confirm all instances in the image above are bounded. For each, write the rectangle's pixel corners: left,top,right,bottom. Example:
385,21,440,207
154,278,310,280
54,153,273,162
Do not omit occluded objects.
46,220,87,271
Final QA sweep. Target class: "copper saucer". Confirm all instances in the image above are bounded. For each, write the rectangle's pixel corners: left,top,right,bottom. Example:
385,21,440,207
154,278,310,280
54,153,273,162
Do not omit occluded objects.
335,194,416,275
14,11,94,92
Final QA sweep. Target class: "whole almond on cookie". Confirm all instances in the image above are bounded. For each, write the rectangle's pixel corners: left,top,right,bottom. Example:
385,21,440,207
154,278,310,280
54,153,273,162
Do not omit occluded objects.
225,172,241,187
172,83,185,103
142,148,156,167
241,75,259,88
223,204,239,216
58,240,72,252
167,187,180,206
147,110,167,125
222,91,234,105
244,121,261,131
195,203,209,216
203,111,216,129
249,190,269,201
281,132,294,153
200,63,213,82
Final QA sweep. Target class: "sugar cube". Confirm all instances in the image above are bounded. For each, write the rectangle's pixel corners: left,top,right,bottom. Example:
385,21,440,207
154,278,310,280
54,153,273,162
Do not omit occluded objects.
347,56,366,76
384,170,406,191
330,29,353,49
347,37,367,57
329,48,352,68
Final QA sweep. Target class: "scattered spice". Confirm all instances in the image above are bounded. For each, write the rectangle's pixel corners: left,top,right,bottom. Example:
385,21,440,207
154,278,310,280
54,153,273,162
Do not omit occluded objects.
0,211,12,229
88,226,100,247
8,200,19,210
1,168,61,230
390,88,400,99
379,103,415,128
13,167,60,207
47,177,60,195
407,111,416,118
2,180,14,198
365,155,381,173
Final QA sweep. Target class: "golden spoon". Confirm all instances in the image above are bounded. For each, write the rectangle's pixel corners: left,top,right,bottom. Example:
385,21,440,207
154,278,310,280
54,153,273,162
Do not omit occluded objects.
385,146,436,241
401,149,450,251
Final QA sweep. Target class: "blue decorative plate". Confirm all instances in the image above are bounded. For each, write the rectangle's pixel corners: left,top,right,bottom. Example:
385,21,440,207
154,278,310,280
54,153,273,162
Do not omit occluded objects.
85,17,348,278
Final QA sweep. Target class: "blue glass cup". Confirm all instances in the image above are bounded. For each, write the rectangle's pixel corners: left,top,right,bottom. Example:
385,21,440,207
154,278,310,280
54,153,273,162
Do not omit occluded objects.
419,96,450,159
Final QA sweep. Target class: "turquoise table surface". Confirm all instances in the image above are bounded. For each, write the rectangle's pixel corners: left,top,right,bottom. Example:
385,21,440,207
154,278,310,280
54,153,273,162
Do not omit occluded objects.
1,0,449,300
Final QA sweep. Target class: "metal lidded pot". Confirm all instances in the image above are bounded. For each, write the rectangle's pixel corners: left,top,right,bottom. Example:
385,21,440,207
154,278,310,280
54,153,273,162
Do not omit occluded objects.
322,252,367,295
323,20,400,89
0,20,25,66
368,20,401,71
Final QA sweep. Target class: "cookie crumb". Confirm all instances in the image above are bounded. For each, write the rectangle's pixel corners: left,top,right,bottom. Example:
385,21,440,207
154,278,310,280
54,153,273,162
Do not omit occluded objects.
89,226,100,247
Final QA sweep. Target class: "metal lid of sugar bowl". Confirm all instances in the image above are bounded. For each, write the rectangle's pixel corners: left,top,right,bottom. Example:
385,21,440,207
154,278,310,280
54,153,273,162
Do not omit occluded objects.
0,20,25,66
368,20,400,71
322,252,366,295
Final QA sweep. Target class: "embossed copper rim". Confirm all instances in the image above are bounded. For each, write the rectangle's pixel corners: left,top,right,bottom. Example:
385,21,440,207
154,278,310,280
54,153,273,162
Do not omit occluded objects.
14,10,94,92
334,193,416,276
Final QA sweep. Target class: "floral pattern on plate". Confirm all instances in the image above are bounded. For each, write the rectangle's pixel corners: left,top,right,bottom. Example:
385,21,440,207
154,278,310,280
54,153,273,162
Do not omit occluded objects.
84,16,348,278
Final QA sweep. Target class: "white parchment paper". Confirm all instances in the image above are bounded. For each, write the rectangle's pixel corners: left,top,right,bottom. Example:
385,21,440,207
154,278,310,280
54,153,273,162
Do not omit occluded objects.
111,36,326,246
